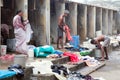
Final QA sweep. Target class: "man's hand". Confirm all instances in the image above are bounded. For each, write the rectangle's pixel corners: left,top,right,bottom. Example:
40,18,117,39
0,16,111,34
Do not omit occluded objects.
96,44,102,49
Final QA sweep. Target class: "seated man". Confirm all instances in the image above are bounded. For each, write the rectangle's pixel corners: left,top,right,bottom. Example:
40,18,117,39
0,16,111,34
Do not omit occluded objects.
91,35,110,61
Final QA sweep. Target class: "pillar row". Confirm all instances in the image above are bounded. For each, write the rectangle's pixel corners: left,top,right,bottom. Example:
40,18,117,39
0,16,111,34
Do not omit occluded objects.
102,9,108,35
87,6,96,38
66,2,77,35
77,4,87,43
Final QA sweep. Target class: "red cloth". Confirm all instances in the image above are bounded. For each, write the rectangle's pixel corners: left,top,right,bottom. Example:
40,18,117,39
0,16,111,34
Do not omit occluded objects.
64,25,72,41
63,52,79,62
0,54,15,61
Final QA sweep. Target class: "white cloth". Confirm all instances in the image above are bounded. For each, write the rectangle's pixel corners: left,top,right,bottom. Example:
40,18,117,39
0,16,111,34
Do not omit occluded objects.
25,23,33,43
26,60,66,80
14,23,33,54
14,28,28,54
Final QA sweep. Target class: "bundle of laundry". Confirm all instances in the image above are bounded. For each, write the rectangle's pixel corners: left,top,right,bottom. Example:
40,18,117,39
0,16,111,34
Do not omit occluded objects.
34,45,55,58
67,71,95,80
8,64,24,76
51,64,69,77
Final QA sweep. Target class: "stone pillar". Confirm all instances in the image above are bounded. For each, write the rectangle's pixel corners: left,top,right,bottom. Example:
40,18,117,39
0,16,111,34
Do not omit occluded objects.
77,4,87,43
108,10,113,35
37,0,50,45
96,7,102,31
115,11,120,33
102,9,108,35
50,1,65,43
87,6,96,38
28,0,50,46
66,2,77,35
112,11,117,34
45,0,50,45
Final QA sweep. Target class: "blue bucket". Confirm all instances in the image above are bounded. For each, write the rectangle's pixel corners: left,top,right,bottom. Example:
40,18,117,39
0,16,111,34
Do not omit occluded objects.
70,35,80,48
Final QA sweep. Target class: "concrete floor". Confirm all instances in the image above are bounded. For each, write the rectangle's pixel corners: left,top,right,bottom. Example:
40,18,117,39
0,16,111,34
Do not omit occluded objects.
91,48,120,80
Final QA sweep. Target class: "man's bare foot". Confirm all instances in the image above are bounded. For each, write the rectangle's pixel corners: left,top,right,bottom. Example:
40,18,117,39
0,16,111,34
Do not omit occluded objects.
99,58,105,61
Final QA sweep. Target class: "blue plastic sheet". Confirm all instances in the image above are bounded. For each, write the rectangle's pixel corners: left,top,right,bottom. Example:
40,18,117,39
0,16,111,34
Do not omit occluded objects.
0,70,16,79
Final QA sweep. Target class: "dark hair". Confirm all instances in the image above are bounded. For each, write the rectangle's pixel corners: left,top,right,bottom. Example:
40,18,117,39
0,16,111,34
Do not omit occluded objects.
16,10,22,14
90,39,96,44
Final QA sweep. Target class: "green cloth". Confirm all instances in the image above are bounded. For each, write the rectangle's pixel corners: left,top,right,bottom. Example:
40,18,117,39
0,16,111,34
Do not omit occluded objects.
80,51,91,56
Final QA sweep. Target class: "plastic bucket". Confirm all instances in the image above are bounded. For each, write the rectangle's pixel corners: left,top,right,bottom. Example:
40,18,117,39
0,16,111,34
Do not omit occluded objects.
28,49,34,58
7,39,16,52
70,35,80,48
95,49,102,58
1,45,7,56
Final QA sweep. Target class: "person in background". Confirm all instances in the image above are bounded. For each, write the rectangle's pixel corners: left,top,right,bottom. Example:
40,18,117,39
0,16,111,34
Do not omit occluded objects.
57,10,69,49
91,35,110,61
1,24,9,45
13,10,29,55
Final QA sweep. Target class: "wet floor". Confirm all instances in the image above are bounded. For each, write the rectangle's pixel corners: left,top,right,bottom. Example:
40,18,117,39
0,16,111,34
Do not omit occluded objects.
91,48,120,80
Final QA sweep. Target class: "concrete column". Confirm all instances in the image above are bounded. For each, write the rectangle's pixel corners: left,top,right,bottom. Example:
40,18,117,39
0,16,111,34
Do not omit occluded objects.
108,10,113,35
28,0,50,46
50,1,65,43
112,11,117,34
102,9,108,35
87,6,96,38
37,0,50,45
96,7,102,31
77,4,87,43
116,11,120,33
66,2,77,35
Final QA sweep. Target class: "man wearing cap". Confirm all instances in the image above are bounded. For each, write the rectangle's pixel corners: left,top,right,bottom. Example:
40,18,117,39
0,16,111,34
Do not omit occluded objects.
57,10,69,49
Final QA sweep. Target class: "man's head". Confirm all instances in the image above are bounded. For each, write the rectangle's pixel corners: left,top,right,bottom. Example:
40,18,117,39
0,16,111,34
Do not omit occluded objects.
16,10,23,16
90,39,97,44
64,10,69,16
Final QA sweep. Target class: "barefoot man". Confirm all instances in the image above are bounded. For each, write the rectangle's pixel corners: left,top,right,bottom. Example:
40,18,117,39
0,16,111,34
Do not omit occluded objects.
57,10,69,49
91,35,110,61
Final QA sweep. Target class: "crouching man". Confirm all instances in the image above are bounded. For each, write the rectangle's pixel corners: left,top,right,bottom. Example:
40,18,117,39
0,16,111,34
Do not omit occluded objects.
91,35,110,61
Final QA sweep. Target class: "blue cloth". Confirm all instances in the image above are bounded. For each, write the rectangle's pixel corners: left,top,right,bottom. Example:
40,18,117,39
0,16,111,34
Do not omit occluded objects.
54,50,63,55
0,70,16,79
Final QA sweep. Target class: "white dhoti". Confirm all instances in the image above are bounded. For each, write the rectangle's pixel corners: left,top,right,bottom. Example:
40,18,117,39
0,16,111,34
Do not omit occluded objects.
14,23,33,54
